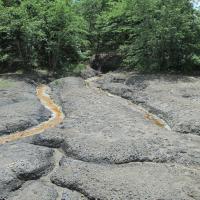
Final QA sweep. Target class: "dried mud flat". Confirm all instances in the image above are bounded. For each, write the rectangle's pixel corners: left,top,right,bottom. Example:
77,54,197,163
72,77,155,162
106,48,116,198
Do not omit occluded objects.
0,72,200,200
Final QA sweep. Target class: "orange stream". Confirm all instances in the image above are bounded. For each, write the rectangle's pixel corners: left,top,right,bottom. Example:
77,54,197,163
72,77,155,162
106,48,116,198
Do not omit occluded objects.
0,85,64,145
86,77,170,130
144,113,165,128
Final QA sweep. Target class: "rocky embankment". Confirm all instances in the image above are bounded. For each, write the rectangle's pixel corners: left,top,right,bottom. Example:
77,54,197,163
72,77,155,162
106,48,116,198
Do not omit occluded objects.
0,72,200,199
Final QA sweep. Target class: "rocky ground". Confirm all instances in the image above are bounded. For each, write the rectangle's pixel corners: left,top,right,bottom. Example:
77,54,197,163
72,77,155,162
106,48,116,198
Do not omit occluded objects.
0,72,200,199
0,75,50,135
95,72,200,135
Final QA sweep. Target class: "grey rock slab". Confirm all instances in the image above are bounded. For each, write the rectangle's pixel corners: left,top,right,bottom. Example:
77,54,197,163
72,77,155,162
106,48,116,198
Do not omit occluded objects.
96,73,200,135
61,189,88,200
100,82,133,97
1,75,200,199
0,77,50,136
0,142,54,199
0,168,23,200
49,77,200,166
28,130,65,148
7,181,58,200
80,67,100,79
61,132,200,165
0,101,50,135
51,158,200,200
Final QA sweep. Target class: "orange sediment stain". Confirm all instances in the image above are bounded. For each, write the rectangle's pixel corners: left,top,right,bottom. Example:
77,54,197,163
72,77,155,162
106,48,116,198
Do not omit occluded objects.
144,113,165,128
0,85,64,145
86,77,171,130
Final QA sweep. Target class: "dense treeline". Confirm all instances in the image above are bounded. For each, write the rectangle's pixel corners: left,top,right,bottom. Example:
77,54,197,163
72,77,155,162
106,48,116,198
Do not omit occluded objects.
0,0,88,74
79,0,200,72
0,0,200,73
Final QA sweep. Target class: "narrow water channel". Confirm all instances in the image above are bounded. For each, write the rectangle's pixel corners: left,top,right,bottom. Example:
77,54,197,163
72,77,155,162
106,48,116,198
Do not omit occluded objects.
0,85,64,145
86,76,171,131
0,77,171,145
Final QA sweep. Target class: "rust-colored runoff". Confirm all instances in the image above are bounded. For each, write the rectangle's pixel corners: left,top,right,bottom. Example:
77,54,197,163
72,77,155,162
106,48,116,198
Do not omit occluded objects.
144,113,165,128
0,85,64,145
86,76,171,130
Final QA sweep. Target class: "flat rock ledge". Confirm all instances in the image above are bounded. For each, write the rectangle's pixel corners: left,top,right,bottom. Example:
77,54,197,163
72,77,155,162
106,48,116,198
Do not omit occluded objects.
0,143,54,199
51,158,200,200
95,72,200,135
0,76,50,136
0,75,200,199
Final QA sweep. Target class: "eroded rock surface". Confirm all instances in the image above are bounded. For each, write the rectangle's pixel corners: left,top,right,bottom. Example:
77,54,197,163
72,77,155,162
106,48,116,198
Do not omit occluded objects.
95,73,200,135
0,77,50,135
51,158,200,200
47,77,200,166
0,143,54,199
7,181,58,200
0,74,200,199
80,66,100,79
61,189,88,200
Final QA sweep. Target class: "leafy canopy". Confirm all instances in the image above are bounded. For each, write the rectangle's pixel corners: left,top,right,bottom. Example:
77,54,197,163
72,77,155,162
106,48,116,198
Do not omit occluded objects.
0,0,200,73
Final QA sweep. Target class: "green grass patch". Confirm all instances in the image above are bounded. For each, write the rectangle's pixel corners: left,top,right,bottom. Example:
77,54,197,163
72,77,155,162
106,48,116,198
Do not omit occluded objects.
0,79,14,89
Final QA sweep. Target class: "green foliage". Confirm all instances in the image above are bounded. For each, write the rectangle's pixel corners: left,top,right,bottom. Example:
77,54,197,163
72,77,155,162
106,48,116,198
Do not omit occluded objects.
0,0,88,73
90,0,200,72
75,0,112,54
0,0,200,73
0,79,14,89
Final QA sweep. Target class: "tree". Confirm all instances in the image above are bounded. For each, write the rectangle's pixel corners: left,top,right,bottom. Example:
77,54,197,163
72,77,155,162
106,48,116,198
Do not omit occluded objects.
88,0,200,72
75,0,111,54
0,0,200,73
0,0,88,74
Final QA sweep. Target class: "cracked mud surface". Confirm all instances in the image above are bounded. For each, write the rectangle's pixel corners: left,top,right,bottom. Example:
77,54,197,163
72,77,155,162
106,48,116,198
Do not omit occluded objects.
0,73,200,199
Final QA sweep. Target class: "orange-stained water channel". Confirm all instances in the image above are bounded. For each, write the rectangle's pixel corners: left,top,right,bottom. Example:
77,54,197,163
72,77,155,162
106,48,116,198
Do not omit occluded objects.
0,85,64,145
